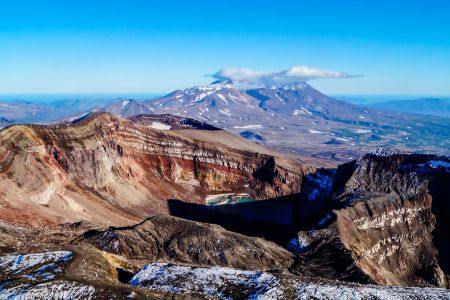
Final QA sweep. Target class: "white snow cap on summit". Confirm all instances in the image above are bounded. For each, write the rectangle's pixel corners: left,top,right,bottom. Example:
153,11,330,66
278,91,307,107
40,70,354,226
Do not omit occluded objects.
212,66,358,88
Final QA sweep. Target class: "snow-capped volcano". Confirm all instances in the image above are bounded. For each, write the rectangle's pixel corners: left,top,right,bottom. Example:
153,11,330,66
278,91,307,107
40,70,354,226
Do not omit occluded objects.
146,81,450,163
160,80,252,105
146,80,371,126
146,81,261,123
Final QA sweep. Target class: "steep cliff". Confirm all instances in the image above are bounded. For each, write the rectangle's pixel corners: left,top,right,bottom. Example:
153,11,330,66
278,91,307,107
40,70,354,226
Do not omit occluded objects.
289,150,450,288
335,151,450,288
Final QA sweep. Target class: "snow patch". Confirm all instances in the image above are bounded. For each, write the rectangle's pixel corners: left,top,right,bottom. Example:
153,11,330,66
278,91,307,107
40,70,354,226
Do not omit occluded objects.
216,94,229,105
67,112,90,122
228,93,246,102
369,148,407,157
356,128,372,134
317,214,332,226
149,122,171,130
274,93,285,103
130,263,282,299
336,137,349,142
219,109,232,116
308,129,323,134
129,262,450,299
305,170,335,202
293,107,312,116
0,281,95,299
233,124,263,129
0,251,72,275
293,281,450,300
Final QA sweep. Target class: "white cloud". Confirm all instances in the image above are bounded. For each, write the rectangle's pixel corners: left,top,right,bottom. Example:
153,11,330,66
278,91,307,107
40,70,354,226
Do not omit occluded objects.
212,66,358,88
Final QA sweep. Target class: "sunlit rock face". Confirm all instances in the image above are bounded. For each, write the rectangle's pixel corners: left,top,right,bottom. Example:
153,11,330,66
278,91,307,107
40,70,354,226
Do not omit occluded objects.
334,152,450,288
287,150,450,288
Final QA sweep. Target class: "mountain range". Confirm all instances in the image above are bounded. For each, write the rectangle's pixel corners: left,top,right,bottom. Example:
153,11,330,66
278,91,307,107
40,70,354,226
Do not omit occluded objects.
0,97,144,125
2,82,450,164
370,98,450,118
145,81,450,162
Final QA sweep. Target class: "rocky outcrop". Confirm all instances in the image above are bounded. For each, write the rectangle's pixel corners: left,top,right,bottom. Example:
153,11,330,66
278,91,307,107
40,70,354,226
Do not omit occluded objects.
290,225,374,284
128,113,220,130
335,152,450,288
0,112,307,226
76,214,293,271
0,248,167,299
289,150,450,288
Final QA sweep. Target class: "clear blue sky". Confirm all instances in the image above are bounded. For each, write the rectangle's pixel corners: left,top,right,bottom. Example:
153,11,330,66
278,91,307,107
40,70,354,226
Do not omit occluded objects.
1,0,449,95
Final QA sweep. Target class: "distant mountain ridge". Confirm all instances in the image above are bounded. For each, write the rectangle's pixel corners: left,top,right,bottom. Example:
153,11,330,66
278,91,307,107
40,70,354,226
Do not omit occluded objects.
101,99,153,117
2,83,450,163
370,98,450,118
0,98,122,126
0,97,157,127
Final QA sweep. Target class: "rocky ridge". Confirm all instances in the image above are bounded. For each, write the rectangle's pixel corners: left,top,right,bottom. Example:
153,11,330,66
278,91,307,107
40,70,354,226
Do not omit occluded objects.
76,214,292,271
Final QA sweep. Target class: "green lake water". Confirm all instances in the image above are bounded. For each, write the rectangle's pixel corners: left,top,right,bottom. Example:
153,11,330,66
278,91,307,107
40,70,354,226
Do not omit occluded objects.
206,197,256,206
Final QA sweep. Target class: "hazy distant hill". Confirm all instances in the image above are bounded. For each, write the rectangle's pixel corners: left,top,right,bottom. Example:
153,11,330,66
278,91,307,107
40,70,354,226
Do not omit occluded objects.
370,98,450,118
101,99,153,117
0,94,164,127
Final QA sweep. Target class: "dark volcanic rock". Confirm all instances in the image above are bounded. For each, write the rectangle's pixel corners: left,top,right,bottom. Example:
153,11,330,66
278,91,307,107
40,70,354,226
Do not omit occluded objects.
128,113,220,130
76,214,293,271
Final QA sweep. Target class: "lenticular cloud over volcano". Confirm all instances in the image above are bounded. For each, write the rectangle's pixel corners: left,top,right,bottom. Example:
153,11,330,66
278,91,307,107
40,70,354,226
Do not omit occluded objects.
212,66,358,88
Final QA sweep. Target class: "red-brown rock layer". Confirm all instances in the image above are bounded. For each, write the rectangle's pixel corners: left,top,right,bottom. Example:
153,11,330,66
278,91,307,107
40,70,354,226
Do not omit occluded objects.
0,113,309,227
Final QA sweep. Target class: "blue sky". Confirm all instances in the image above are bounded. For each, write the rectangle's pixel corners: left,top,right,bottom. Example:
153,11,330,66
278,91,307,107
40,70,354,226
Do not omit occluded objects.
1,0,449,95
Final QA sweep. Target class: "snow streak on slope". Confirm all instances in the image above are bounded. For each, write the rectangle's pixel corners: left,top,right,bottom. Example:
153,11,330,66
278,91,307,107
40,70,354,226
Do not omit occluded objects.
0,281,95,300
0,251,72,275
0,251,96,300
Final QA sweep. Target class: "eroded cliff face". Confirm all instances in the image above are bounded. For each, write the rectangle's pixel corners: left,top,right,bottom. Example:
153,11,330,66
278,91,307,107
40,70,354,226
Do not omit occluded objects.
289,150,450,288
334,153,450,288
0,113,308,227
